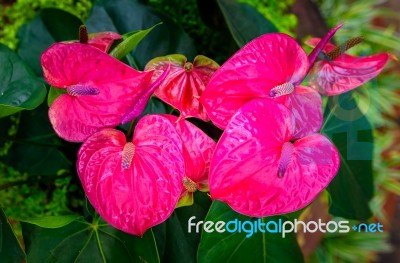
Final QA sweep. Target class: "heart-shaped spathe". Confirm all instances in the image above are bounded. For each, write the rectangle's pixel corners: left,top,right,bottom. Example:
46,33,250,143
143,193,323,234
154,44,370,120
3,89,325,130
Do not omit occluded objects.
209,99,340,217
77,115,185,235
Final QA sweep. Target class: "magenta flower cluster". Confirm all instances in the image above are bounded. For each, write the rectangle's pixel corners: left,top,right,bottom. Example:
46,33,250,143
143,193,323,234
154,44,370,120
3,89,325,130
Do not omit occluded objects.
40,25,389,235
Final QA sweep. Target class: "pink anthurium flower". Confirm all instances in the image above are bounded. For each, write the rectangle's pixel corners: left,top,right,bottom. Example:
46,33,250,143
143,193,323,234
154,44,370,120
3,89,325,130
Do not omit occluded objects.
145,54,220,121
41,43,154,142
77,115,185,236
306,37,390,95
200,33,323,139
161,115,216,207
209,99,340,217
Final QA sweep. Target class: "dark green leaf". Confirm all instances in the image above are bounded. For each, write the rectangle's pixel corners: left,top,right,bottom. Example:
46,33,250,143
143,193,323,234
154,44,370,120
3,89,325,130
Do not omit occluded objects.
0,44,46,118
17,8,83,75
86,0,197,69
155,192,211,263
217,0,278,47
0,207,25,263
110,23,161,60
0,104,71,175
21,215,82,228
142,97,166,115
47,86,66,107
322,92,373,219
22,214,159,263
197,201,304,263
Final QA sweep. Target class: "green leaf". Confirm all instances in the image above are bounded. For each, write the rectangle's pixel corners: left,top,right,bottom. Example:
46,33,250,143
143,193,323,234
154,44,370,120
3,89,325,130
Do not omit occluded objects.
0,207,25,263
216,0,278,47
21,215,82,228
47,86,66,107
22,214,159,263
17,8,83,75
197,201,304,263
110,23,161,60
153,192,211,263
86,0,196,69
322,92,374,220
0,104,71,175
142,97,166,115
0,44,46,118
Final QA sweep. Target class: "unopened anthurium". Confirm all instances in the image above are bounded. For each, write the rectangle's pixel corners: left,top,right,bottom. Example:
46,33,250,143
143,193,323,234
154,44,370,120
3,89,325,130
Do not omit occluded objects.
161,115,216,207
145,54,220,121
77,115,185,236
209,99,340,217
70,25,122,53
85,31,122,53
41,43,154,142
201,33,322,138
306,37,390,95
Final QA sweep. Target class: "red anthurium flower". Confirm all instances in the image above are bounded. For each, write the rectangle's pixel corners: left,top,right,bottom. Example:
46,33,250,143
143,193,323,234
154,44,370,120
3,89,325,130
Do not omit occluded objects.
145,54,220,121
77,115,185,236
162,115,216,207
306,37,390,95
41,43,154,142
200,33,322,139
209,99,339,217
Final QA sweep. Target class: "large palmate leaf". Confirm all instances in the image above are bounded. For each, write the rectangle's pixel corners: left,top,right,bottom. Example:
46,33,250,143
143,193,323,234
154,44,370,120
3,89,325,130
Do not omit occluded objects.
153,192,211,263
0,104,71,176
86,0,196,69
17,8,83,75
0,208,25,263
217,0,278,47
322,91,373,219
0,44,46,118
197,201,304,263
22,214,159,263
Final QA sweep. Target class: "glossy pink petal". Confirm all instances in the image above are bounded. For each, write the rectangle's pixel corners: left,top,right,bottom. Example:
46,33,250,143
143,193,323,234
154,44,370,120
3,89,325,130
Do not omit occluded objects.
209,99,339,217
201,33,309,129
309,53,390,95
162,115,216,206
286,86,322,139
77,115,185,236
41,43,153,142
88,32,122,53
145,54,219,121
306,37,390,95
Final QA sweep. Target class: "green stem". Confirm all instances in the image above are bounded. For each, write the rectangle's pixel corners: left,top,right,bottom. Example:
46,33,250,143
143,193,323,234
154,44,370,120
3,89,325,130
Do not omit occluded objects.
126,120,137,141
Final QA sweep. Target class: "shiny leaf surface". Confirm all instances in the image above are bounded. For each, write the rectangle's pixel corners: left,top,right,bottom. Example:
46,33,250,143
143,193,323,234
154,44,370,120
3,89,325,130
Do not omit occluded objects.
22,215,159,263
0,44,46,118
322,92,374,219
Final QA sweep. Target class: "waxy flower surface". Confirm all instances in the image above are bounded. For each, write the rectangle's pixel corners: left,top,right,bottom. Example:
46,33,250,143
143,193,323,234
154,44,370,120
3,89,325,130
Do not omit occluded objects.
162,115,216,207
145,54,219,121
201,33,322,138
77,115,185,235
41,43,154,142
209,99,340,217
306,37,390,95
